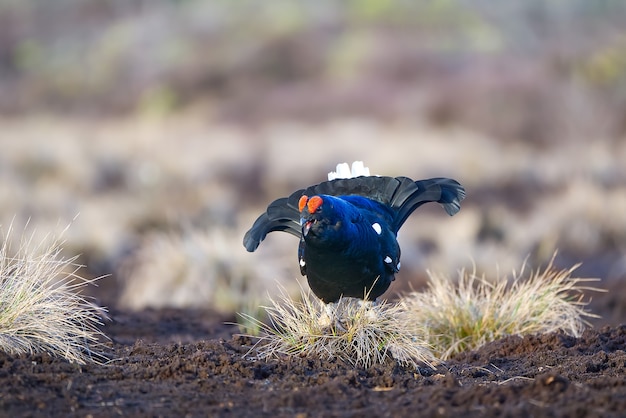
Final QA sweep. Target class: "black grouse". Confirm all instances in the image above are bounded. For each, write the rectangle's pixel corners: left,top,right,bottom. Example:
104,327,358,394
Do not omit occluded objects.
243,164,465,303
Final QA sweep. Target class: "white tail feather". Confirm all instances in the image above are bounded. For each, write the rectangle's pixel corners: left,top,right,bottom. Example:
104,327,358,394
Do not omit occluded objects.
328,161,371,181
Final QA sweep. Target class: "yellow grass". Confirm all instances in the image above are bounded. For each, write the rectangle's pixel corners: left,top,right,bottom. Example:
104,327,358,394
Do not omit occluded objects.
402,256,602,360
0,223,108,364
241,256,602,366
240,283,437,369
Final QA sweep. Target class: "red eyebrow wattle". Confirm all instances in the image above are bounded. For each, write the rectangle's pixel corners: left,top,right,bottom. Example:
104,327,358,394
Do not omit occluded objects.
298,195,308,212
307,196,323,213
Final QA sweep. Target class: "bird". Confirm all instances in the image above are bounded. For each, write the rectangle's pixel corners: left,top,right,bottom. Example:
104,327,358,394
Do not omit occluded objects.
243,162,465,303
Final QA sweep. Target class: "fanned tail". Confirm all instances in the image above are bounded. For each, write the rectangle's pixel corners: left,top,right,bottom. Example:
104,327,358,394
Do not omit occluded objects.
301,175,465,230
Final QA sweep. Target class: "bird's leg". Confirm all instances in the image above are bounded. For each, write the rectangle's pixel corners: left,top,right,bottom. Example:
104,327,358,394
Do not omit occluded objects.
356,298,380,322
317,301,349,334
317,302,335,329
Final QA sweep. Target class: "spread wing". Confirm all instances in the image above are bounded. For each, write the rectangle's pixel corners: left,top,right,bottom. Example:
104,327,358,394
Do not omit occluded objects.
243,196,302,252
391,177,465,231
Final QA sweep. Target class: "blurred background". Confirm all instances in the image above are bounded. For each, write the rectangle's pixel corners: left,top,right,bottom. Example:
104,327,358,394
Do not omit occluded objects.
1,0,625,325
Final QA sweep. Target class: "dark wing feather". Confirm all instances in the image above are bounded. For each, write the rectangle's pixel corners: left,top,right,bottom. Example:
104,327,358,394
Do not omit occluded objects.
243,196,302,252
243,177,394,252
392,177,465,231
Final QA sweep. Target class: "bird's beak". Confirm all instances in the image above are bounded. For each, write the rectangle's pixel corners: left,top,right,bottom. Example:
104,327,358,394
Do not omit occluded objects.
302,220,313,236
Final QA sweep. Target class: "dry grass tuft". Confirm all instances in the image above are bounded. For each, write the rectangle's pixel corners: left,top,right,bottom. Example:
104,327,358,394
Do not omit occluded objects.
240,284,437,369
402,256,602,360
0,223,109,364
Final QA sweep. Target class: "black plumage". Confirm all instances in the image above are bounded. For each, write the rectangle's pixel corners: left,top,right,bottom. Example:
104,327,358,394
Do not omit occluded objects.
243,175,465,303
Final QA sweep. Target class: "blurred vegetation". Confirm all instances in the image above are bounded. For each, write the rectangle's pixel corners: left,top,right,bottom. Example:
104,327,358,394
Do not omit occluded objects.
1,0,626,141
1,1,626,321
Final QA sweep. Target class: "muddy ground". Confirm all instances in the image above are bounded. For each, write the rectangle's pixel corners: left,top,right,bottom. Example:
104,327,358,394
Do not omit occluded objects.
1,307,625,418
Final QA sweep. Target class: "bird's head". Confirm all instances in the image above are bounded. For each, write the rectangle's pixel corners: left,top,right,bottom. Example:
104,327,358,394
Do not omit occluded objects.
298,194,346,243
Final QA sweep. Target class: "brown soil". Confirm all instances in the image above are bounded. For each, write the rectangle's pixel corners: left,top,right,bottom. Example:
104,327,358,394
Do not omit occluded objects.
1,309,625,418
